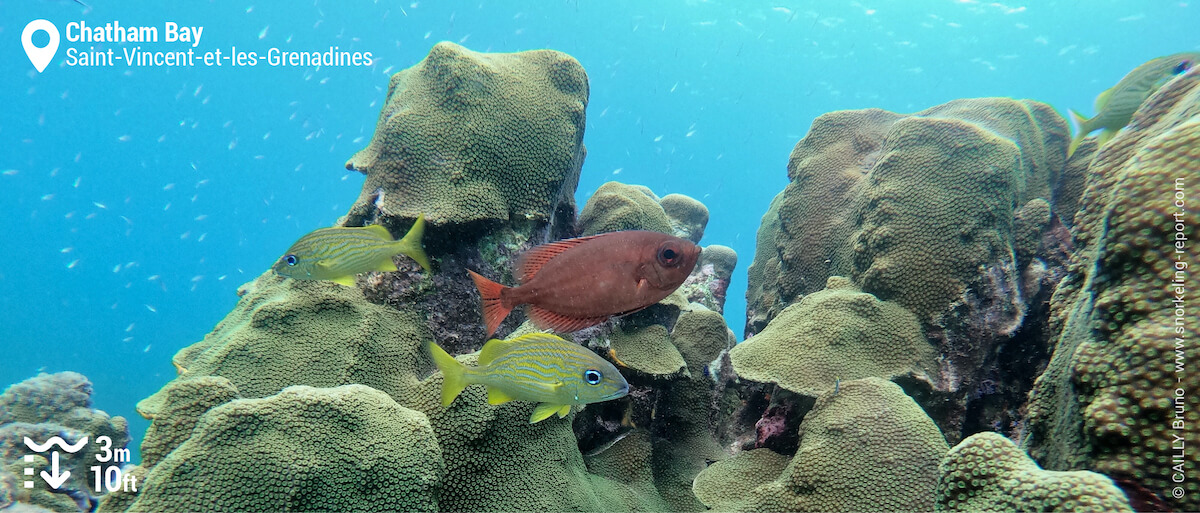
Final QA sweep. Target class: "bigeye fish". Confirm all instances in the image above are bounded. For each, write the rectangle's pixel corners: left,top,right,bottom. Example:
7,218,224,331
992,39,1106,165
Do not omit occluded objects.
429,333,629,423
273,214,430,286
1069,52,1200,156
468,231,701,337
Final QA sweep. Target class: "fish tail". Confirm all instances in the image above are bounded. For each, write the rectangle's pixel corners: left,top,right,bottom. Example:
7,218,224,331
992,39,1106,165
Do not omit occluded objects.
468,270,512,338
1067,109,1090,157
428,342,468,407
396,214,432,273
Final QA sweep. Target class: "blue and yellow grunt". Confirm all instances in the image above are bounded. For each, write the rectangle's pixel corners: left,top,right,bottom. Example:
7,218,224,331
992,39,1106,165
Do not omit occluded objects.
1069,52,1200,156
273,214,431,286
429,333,630,423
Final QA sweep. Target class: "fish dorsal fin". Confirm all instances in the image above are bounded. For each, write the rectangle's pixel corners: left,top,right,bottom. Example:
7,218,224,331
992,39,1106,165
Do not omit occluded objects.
479,332,570,365
1094,88,1113,111
528,305,610,333
515,235,604,283
487,387,516,405
477,337,519,366
363,224,394,240
530,402,570,423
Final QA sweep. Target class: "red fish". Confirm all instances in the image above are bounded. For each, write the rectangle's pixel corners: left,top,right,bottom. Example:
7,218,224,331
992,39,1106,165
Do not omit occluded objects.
469,231,702,336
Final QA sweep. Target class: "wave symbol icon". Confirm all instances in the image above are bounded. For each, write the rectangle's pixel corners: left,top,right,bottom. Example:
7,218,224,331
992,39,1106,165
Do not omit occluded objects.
24,436,88,453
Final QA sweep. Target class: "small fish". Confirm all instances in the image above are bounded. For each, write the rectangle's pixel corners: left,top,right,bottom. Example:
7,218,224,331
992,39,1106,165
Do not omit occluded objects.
1069,52,1200,156
429,333,629,423
273,214,430,286
468,231,701,337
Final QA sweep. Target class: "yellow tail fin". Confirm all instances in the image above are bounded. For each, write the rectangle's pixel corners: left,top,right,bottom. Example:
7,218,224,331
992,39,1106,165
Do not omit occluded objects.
1067,109,1090,157
397,214,432,273
429,342,467,407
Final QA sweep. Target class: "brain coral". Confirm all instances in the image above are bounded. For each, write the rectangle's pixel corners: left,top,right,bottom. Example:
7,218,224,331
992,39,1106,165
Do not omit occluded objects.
125,385,444,512
343,41,587,228
730,277,936,397
938,432,1131,512
1024,67,1200,511
693,377,949,512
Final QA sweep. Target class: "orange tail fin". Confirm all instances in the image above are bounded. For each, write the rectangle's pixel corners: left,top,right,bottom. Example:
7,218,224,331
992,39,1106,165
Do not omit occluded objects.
468,270,512,337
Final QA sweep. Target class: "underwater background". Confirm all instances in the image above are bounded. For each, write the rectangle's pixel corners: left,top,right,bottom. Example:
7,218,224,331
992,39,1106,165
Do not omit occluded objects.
1,1,1197,511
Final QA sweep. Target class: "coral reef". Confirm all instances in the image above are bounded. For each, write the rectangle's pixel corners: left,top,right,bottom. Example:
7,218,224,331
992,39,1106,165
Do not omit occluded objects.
0,372,130,513
123,385,442,512
730,276,936,397
578,181,675,236
659,193,709,243
608,324,687,378
693,378,949,512
343,41,586,231
118,180,734,512
744,190,786,336
137,274,435,413
737,97,1073,444
1023,66,1200,511
679,245,737,313
938,432,1131,512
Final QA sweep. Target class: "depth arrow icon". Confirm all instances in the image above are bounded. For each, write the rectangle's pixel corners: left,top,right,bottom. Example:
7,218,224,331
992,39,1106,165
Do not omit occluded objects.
40,452,70,489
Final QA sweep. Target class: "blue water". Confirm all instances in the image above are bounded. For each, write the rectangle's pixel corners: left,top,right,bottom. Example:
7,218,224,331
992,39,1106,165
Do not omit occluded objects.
1,1,1195,461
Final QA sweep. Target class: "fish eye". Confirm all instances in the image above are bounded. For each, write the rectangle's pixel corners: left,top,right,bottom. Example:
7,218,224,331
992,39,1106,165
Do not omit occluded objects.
657,244,680,267
583,369,602,385
1174,60,1192,75
284,254,298,266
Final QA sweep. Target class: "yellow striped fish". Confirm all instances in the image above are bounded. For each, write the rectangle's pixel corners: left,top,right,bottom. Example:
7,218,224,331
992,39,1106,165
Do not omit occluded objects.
272,214,431,286
1069,52,1200,156
429,333,630,423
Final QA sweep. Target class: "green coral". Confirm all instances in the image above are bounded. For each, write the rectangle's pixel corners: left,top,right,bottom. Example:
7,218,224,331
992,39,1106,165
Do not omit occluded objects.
608,324,687,377
1012,197,1051,266
138,376,238,468
1023,67,1200,511
126,385,444,512
751,98,1067,321
583,430,672,512
670,305,733,377
938,432,1131,512
138,273,433,414
660,193,709,242
94,466,147,513
578,181,674,236
344,41,587,226
745,190,787,334
1053,137,1097,228
730,277,936,396
691,448,790,511
693,378,949,512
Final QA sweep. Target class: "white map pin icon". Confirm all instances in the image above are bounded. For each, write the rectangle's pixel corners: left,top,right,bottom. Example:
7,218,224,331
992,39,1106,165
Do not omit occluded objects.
23,20,60,73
